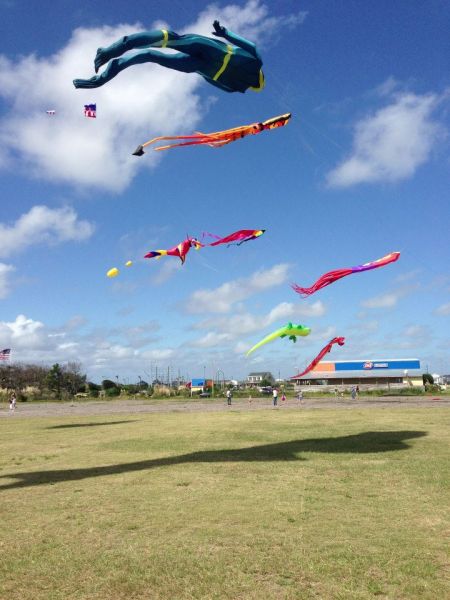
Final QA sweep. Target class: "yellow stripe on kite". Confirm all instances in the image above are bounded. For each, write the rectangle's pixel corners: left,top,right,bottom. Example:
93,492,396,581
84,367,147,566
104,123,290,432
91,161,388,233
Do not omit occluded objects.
250,69,265,92
213,45,233,81
161,29,169,48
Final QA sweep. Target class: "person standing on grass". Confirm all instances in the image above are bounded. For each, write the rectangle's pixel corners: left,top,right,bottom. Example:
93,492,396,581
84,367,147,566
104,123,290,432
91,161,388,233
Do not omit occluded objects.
226,389,232,406
272,387,278,407
9,391,16,412
281,391,286,403
351,386,357,400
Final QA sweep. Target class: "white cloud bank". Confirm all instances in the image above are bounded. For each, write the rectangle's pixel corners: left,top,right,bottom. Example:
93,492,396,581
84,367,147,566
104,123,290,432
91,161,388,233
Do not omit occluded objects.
0,1,304,191
0,205,94,259
0,314,174,375
326,90,446,187
0,205,94,299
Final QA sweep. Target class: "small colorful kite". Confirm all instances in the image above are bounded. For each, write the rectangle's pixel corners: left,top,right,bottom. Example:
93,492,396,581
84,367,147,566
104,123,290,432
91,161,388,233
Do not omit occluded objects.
106,229,266,278
46,110,56,115
144,236,202,265
132,113,291,155
84,104,96,118
292,252,401,297
203,229,265,247
290,337,345,379
246,322,311,356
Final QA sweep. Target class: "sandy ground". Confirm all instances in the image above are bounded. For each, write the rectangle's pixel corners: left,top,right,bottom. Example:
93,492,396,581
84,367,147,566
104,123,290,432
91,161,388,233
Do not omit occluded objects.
1,396,449,418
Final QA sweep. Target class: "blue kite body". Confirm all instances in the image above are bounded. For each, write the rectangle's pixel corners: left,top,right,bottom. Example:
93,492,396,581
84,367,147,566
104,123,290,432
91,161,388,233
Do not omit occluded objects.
73,22,264,94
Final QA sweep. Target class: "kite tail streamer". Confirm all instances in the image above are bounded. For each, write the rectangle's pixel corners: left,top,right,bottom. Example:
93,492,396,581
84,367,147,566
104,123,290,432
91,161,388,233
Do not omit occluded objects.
291,269,353,296
201,232,222,241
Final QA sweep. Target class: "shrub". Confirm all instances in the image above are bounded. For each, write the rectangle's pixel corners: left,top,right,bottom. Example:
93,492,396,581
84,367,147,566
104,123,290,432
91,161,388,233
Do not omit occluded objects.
105,386,120,398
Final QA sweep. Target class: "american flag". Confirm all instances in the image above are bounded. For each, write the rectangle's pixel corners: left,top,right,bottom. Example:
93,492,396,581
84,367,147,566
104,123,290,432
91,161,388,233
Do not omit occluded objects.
84,104,96,118
0,348,11,361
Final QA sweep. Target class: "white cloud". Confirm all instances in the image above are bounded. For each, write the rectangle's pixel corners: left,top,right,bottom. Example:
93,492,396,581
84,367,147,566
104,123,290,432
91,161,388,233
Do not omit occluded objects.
152,260,181,285
0,2,303,191
192,332,232,348
187,263,290,314
403,325,428,337
0,314,46,349
0,263,15,299
327,91,446,187
434,302,450,316
362,292,401,309
362,292,399,308
0,205,94,259
362,284,417,309
195,0,307,42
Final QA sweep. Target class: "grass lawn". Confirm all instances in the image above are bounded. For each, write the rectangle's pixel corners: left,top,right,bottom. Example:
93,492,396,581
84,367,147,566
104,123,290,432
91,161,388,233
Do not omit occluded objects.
0,407,449,599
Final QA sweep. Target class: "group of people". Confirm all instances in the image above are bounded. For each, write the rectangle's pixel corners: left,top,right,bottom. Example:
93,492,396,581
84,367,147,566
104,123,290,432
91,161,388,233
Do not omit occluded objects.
272,388,304,407
225,387,303,407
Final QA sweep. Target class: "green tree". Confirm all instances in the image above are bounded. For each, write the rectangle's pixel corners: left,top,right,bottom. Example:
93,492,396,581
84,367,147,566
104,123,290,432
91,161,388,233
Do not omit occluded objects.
46,364,64,399
88,382,101,397
62,362,87,395
422,373,434,385
102,379,117,390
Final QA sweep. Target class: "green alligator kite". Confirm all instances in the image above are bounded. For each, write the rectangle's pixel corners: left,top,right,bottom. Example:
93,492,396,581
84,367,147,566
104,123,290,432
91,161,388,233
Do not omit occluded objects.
246,322,311,356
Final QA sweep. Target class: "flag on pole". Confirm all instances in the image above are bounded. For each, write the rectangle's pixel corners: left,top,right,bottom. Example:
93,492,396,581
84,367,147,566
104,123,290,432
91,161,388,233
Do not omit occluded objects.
0,348,11,361
84,104,96,118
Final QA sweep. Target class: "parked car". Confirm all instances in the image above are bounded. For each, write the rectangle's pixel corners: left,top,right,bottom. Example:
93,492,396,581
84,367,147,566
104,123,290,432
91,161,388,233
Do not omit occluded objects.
199,391,211,398
259,386,273,395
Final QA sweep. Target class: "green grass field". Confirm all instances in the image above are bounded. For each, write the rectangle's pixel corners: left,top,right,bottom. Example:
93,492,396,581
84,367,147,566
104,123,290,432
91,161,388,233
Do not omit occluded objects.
1,407,449,599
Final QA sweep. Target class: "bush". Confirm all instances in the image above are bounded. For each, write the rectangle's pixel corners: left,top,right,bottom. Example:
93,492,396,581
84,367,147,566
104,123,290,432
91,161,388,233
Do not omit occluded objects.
424,383,441,394
105,387,120,398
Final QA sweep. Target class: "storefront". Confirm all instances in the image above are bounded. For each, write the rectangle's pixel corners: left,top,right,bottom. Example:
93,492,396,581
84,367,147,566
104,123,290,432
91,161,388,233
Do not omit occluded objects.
291,359,422,388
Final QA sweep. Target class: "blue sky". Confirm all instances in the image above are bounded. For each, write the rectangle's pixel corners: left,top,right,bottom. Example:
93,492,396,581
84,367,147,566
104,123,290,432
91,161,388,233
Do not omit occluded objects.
0,0,449,383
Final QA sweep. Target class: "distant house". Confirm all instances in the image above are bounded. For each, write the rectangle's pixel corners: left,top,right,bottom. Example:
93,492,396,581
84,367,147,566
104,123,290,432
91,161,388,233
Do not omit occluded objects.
247,372,275,385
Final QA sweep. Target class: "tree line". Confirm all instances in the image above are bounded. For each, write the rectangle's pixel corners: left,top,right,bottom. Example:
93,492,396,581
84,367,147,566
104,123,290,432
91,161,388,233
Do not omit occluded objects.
0,362,155,401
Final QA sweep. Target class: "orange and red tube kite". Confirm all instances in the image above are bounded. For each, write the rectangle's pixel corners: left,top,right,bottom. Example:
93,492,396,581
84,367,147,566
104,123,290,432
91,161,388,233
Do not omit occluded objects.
132,113,291,155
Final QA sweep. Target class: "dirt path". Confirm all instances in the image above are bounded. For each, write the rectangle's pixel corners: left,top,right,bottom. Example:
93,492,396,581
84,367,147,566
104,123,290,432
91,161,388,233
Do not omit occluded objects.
1,396,449,419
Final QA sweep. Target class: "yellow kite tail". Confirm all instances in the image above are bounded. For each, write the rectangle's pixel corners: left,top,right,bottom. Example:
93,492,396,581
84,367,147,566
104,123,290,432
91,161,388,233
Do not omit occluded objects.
246,326,286,356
